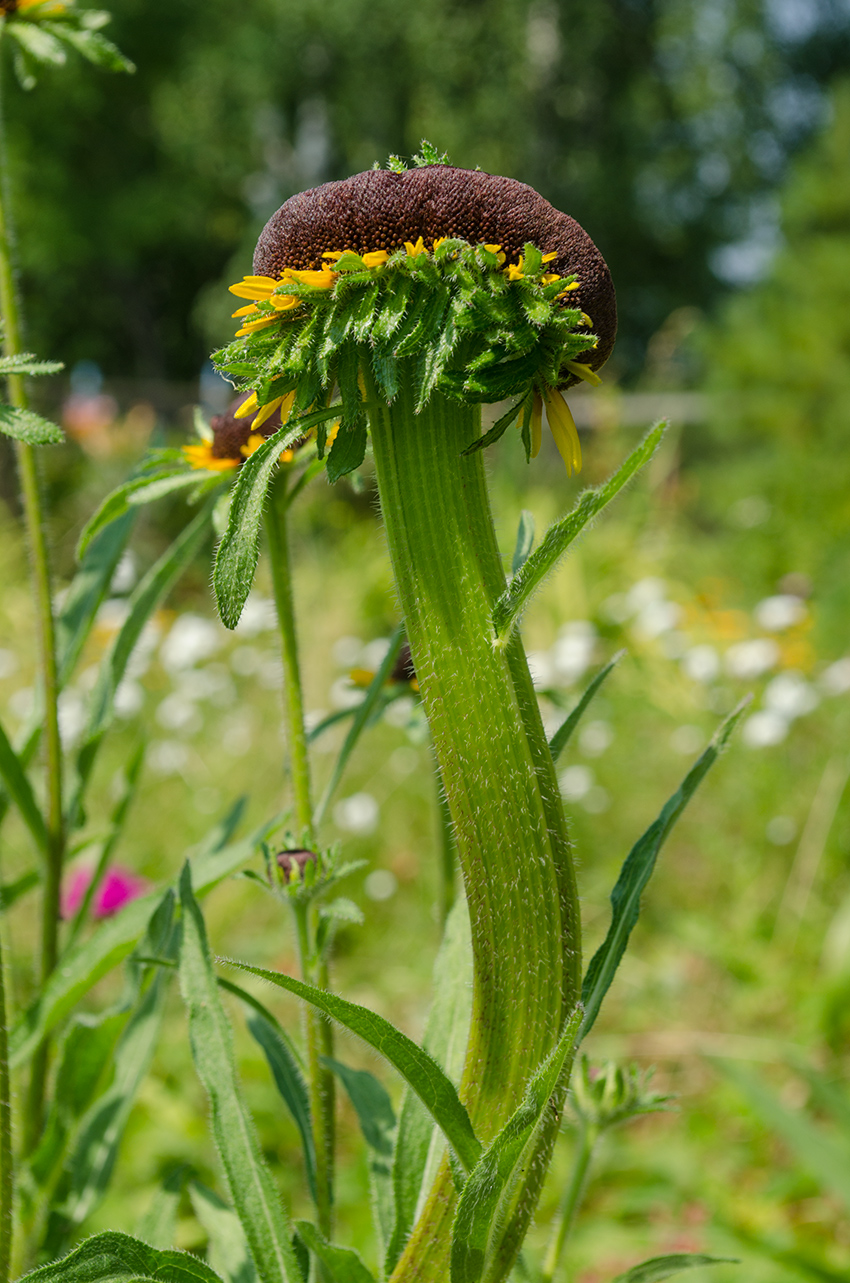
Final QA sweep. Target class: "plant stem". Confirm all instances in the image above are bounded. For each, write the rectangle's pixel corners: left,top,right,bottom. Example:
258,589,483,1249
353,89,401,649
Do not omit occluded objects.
0,920,12,1283
0,32,64,1153
541,1125,597,1283
366,372,580,1282
431,752,455,928
266,475,335,1235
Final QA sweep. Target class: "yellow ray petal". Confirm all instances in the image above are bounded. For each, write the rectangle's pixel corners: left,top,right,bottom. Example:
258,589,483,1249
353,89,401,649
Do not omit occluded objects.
228,276,280,300
362,249,390,268
288,267,337,288
234,393,259,420
541,251,558,263
251,395,286,430
182,443,239,472
543,387,582,475
404,236,426,257
271,294,301,311
235,316,279,335
232,304,260,318
505,262,524,281
565,360,602,387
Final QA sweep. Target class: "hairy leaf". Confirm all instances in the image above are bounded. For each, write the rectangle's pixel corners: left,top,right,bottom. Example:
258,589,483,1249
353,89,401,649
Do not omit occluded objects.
0,402,64,444
492,424,665,643
613,1255,738,1283
225,960,481,1173
548,651,624,764
189,1181,258,1283
59,511,137,686
0,353,63,377
15,1230,225,1282
580,702,747,1042
511,509,535,576
0,712,48,854
293,1222,375,1283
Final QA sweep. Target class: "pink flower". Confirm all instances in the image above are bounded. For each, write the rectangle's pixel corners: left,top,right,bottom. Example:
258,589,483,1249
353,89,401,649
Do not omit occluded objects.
62,865,148,919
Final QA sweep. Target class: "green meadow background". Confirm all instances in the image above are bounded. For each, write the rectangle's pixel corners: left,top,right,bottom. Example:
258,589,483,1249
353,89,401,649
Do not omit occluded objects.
2,1,850,1277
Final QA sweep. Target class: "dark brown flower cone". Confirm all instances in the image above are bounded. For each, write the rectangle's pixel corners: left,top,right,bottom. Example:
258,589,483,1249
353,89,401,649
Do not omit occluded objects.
254,165,617,377
210,393,285,461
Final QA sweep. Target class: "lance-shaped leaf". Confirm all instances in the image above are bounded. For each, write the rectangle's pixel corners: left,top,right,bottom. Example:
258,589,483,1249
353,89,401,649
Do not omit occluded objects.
78,472,221,561
58,510,137,686
0,402,64,444
42,21,136,73
0,713,48,855
85,503,214,742
449,1007,582,1283
135,1168,188,1249
225,960,482,1173
548,651,624,764
0,353,63,377
314,625,404,825
293,1222,375,1283
492,424,665,644
189,1181,259,1283
461,396,526,457
323,1057,396,1257
213,405,341,629
613,1255,738,1283
580,702,747,1044
10,812,275,1066
219,977,317,1205
14,1229,225,1283
0,868,39,911
386,896,472,1275
178,865,302,1283
511,509,535,575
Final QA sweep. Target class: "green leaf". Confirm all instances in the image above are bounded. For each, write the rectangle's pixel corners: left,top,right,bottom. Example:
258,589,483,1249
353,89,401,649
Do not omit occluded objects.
85,503,214,741
43,22,135,73
449,1007,581,1283
322,1058,396,1259
719,1061,850,1210
548,651,624,764
135,1168,188,1249
293,1222,375,1283
58,510,137,686
0,353,63,377
492,424,665,644
612,1255,738,1283
0,868,39,911
76,471,196,561
511,510,535,576
178,865,302,1283
386,897,472,1275
326,416,367,483
222,981,316,1204
225,959,482,1173
580,702,747,1043
461,398,525,457
6,20,66,65
10,814,273,1067
0,712,48,855
213,410,337,629
189,1181,259,1283
14,1229,225,1283
0,402,63,444
314,625,404,825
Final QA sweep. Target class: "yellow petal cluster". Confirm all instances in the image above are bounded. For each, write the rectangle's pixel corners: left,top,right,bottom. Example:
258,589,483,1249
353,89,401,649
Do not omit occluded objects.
182,442,239,473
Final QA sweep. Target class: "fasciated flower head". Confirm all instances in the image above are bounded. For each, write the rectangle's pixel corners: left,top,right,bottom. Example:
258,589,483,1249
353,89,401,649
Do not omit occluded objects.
213,159,617,476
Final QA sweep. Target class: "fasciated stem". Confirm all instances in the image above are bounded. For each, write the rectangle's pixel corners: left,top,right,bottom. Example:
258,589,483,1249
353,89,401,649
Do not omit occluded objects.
0,37,64,1152
366,372,580,1282
431,751,456,927
266,477,335,1235
541,1125,597,1283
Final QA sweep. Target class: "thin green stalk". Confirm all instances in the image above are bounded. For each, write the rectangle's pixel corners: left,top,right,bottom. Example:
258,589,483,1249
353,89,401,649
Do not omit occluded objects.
366,372,580,1283
266,475,335,1235
0,917,12,1283
541,1125,597,1283
0,33,64,1152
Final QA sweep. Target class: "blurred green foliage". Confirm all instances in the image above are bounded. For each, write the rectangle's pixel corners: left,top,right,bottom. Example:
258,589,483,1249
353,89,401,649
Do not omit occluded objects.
6,0,850,380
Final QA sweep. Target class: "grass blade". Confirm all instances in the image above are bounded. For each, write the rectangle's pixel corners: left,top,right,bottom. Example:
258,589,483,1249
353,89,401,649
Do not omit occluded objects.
189,1181,259,1283
386,897,472,1275
293,1221,375,1283
314,624,404,826
15,1229,225,1282
178,865,301,1283
548,651,624,764
719,1060,850,1210
492,424,664,644
580,702,747,1043
0,713,48,855
225,960,482,1173
613,1255,738,1283
449,1008,581,1283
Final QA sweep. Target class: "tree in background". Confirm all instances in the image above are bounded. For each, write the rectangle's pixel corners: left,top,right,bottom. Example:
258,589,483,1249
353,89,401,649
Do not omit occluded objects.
5,0,850,381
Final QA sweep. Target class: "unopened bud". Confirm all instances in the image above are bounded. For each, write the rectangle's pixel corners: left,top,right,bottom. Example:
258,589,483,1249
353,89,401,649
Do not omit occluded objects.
277,848,318,882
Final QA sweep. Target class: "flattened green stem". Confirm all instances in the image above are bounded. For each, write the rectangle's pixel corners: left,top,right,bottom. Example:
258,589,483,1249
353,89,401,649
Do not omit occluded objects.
0,920,12,1283
266,476,335,1234
0,44,64,1152
366,372,579,1282
541,1124,597,1283
432,751,456,927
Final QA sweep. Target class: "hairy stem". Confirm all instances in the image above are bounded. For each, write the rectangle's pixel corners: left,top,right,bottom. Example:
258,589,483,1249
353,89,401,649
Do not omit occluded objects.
0,35,64,1152
432,751,456,928
266,476,335,1234
367,373,580,1282
541,1125,597,1283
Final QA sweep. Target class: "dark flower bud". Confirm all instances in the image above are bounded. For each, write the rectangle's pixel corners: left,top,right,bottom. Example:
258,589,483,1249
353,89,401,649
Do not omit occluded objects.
276,848,318,882
253,165,616,377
